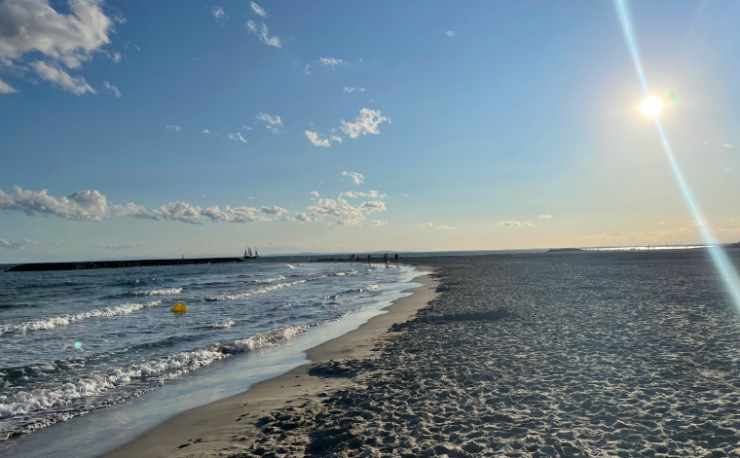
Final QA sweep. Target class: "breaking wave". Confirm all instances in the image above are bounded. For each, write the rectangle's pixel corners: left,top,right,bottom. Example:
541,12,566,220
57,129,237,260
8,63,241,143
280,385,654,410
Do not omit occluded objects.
205,320,235,329
360,284,380,292
0,301,163,336
131,287,183,296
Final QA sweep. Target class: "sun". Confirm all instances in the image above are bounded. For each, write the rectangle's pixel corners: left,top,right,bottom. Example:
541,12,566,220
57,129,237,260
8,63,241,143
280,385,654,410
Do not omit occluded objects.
641,96,664,116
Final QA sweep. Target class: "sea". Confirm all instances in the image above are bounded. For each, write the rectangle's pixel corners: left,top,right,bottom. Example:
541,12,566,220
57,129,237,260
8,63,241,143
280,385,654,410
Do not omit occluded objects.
0,260,422,457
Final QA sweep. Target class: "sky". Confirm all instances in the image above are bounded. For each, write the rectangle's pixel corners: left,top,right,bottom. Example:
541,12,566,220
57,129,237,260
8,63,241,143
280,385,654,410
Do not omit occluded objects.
1,0,739,263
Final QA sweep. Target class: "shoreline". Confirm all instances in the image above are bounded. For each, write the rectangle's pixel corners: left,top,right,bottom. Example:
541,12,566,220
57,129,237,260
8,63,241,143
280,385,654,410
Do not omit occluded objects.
100,266,437,458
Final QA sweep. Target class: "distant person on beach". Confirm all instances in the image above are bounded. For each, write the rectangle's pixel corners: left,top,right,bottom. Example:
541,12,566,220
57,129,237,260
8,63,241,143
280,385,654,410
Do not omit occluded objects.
384,253,389,267
367,255,371,266
395,253,399,263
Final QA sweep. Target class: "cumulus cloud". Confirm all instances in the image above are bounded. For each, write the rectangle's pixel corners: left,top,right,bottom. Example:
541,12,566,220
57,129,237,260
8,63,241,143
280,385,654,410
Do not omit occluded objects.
0,78,16,93
227,132,247,143
0,0,115,92
305,130,331,147
310,191,320,198
437,225,456,230
247,20,281,48
0,238,38,250
30,61,95,95
319,57,346,67
296,195,386,226
371,220,388,226
340,108,390,138
250,1,267,17
538,215,552,219
724,144,733,148
2,185,289,225
211,6,226,20
498,221,536,228
0,186,108,221
342,171,364,185
112,51,122,63
113,202,288,224
343,87,365,93
445,31,455,37
256,113,282,126
202,129,211,134
102,81,121,97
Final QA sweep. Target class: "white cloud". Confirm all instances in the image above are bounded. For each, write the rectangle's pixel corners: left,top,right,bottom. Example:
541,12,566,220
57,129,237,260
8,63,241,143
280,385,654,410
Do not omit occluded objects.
498,221,536,228
303,64,311,75
319,57,346,67
330,135,343,143
166,125,181,132
437,225,456,230
310,191,320,198
371,220,388,226
298,196,385,226
113,202,288,224
538,215,552,219
726,167,734,173
0,186,108,221
102,81,121,97
724,144,733,148
342,171,364,185
227,132,247,143
211,6,226,20
445,31,455,37
250,1,267,17
30,61,95,95
340,108,390,138
305,130,332,147
343,87,365,93
247,20,281,48
340,190,383,199
256,113,282,126
0,0,114,69
112,51,122,63
0,78,16,93
202,129,211,134
0,238,38,250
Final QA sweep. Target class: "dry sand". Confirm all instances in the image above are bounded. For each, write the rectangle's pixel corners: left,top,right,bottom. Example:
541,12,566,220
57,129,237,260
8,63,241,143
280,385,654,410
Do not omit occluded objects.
101,267,437,458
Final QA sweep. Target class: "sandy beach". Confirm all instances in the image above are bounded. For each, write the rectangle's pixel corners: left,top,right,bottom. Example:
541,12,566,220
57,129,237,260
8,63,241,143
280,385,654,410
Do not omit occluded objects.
102,250,740,458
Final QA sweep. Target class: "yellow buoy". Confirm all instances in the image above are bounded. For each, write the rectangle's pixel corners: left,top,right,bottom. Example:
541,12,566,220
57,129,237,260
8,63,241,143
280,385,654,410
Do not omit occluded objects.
171,303,188,313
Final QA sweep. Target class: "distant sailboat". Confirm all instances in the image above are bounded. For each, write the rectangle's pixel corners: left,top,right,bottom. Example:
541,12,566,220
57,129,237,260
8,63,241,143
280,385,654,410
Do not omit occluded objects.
243,247,259,260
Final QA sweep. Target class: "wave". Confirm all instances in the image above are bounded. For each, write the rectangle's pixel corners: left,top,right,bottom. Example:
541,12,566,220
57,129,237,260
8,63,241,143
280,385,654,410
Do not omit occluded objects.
360,284,380,292
205,320,235,329
0,325,309,431
286,264,295,269
0,300,162,336
254,275,286,284
205,280,307,301
131,287,183,296
330,270,358,277
275,303,291,310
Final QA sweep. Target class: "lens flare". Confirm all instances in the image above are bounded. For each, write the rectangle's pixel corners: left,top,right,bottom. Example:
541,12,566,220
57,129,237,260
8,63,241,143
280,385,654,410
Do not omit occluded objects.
615,0,740,310
641,96,664,116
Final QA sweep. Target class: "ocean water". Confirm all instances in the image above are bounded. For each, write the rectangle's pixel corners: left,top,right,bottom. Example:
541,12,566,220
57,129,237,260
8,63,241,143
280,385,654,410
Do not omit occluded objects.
0,261,418,447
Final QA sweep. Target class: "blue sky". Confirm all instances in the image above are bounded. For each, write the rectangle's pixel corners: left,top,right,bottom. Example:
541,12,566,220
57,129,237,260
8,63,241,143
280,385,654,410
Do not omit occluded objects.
1,0,739,262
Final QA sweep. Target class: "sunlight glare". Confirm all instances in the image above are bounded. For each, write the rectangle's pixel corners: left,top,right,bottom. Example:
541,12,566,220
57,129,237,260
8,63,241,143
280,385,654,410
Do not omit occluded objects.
641,96,664,116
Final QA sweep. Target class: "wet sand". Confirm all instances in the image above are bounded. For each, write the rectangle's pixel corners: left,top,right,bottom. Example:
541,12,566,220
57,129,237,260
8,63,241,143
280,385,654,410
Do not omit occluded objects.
101,267,437,458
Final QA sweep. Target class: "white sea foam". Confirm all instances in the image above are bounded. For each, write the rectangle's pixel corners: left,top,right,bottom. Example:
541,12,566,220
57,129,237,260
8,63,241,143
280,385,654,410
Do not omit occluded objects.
0,301,162,336
132,288,183,296
286,264,295,269
206,320,235,329
254,275,286,284
0,325,309,422
360,284,380,292
205,280,307,301
276,303,291,310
